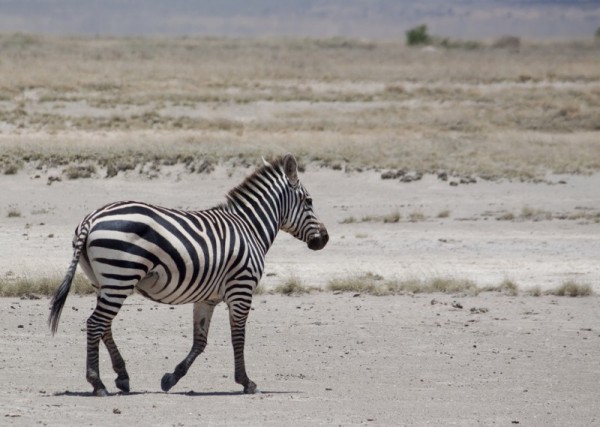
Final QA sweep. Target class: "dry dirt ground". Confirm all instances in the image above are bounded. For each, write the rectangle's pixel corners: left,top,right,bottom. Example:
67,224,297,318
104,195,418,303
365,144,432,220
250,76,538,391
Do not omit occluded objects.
0,167,599,426
1,293,599,426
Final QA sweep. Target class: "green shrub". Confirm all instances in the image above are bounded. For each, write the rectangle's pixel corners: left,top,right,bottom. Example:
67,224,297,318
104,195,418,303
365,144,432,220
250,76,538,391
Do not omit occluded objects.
406,25,431,46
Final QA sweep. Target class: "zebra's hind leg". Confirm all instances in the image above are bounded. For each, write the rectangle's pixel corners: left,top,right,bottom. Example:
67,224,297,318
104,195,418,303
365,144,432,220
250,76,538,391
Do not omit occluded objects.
102,328,130,393
86,291,129,396
228,300,257,394
161,301,216,392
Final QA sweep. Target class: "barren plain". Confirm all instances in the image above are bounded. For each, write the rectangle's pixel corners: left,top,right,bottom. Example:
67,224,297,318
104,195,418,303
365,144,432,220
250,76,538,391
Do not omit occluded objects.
0,35,599,425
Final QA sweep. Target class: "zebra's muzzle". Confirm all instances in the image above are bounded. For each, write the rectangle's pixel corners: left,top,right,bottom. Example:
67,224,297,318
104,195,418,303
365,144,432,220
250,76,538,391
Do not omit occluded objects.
307,225,329,251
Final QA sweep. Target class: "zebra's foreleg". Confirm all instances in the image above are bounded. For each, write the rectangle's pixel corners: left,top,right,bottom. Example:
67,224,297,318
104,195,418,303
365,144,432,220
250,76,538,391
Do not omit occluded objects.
161,301,216,392
228,301,257,394
102,328,130,393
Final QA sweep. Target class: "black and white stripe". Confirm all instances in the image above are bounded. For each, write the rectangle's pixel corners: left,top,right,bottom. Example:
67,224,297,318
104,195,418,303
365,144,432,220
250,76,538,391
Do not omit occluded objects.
49,154,328,396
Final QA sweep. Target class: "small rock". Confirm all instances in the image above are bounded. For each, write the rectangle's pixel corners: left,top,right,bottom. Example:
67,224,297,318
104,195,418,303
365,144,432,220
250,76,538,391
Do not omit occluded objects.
451,301,463,309
449,181,459,186
113,408,121,415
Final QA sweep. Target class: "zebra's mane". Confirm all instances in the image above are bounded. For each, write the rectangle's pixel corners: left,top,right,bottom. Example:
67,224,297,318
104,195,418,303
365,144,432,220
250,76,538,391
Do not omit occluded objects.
216,156,287,209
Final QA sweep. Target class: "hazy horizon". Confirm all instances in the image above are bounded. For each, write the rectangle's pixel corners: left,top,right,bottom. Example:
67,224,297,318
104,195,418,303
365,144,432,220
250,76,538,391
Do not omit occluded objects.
0,0,598,40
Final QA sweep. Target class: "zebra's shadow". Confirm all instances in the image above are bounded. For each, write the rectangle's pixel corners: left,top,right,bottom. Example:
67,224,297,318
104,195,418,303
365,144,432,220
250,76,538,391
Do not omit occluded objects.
53,389,300,398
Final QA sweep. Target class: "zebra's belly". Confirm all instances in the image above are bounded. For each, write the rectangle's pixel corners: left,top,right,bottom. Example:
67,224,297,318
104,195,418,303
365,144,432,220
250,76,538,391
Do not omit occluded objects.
134,269,222,305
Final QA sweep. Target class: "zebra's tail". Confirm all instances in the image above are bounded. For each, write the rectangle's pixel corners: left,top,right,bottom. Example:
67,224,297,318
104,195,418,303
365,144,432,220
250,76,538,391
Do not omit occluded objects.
49,222,90,335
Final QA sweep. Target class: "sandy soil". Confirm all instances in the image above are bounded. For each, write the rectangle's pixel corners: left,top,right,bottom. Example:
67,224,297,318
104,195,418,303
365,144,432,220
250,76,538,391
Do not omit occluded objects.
1,293,599,426
1,165,599,426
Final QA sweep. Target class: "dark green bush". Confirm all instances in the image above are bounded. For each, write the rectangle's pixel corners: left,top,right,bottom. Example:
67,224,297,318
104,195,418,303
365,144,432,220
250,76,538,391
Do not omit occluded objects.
406,25,431,46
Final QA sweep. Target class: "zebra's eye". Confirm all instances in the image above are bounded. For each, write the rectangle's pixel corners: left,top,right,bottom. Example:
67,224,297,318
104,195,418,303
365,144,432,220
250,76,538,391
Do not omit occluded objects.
305,198,313,207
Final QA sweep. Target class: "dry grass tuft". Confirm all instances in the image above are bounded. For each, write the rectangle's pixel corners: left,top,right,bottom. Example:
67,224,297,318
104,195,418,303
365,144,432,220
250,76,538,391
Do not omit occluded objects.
340,210,402,224
383,211,401,223
7,206,21,218
546,281,594,297
64,165,97,180
0,273,93,297
274,276,315,295
526,286,542,297
481,279,520,296
327,274,479,296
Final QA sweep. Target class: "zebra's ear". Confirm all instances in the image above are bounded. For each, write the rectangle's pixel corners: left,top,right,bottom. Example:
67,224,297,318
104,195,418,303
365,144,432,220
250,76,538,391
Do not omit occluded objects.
282,154,299,186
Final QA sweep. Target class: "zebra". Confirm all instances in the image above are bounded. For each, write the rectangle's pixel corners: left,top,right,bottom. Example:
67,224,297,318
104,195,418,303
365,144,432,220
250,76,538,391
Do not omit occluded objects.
48,154,328,396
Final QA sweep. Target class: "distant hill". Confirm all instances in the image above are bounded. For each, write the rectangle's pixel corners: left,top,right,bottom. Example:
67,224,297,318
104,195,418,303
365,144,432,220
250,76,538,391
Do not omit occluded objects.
0,0,598,39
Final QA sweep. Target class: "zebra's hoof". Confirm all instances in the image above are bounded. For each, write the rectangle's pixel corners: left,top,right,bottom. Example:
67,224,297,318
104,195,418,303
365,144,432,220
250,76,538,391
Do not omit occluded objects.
243,381,258,394
116,378,130,393
94,388,109,397
161,373,177,392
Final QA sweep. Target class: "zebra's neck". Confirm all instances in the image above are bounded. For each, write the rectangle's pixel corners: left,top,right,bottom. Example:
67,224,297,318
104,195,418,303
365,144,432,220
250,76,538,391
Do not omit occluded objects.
221,166,285,254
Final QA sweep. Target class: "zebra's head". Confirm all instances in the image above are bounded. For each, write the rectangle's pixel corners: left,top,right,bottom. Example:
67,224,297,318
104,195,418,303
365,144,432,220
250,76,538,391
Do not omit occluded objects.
277,154,329,251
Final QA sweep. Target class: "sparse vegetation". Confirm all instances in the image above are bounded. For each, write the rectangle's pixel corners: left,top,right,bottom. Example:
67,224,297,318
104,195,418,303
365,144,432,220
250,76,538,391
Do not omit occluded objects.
274,276,315,295
408,211,426,222
0,271,595,298
64,165,97,180
495,207,600,223
547,281,594,297
7,206,21,218
383,211,401,223
340,216,357,224
254,283,267,295
328,273,480,296
3,162,21,175
0,273,93,297
340,210,402,224
0,36,597,178
327,275,595,297
481,279,519,296
520,206,552,221
527,286,542,297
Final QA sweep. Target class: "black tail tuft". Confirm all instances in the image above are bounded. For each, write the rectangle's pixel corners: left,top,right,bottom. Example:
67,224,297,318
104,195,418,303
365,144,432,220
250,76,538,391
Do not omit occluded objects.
48,222,90,335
